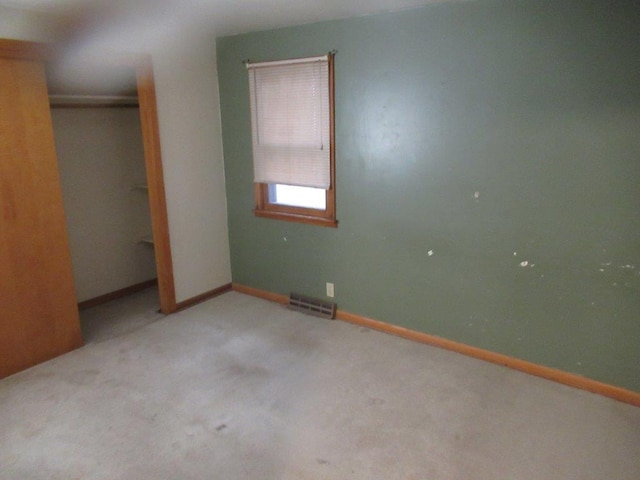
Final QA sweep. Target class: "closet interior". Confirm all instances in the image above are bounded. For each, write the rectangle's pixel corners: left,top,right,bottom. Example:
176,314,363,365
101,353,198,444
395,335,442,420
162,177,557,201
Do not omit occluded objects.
46,61,160,341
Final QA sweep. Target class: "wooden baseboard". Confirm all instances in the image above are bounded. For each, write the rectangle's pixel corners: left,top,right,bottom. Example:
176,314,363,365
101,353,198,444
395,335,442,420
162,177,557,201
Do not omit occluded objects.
175,283,233,312
232,283,640,408
232,283,288,304
78,279,158,310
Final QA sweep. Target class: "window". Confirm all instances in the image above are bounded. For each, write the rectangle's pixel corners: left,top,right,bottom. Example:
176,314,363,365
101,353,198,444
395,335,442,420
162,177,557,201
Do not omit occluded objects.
247,53,336,227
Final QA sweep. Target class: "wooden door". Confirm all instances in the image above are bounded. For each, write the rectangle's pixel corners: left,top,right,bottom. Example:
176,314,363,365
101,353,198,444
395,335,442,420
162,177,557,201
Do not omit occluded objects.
0,56,83,378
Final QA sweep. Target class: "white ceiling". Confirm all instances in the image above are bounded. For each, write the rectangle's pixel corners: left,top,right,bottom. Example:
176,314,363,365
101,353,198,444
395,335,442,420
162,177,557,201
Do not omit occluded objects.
3,0,455,95
1,0,448,37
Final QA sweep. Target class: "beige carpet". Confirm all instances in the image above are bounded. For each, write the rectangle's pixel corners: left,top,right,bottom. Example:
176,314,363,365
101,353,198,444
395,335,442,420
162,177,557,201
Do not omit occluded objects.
1,291,639,479
80,286,163,344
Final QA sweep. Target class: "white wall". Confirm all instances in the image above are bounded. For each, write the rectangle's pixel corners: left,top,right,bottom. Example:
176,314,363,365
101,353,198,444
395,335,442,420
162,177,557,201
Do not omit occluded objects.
150,29,232,302
0,5,55,42
51,108,157,302
0,6,233,304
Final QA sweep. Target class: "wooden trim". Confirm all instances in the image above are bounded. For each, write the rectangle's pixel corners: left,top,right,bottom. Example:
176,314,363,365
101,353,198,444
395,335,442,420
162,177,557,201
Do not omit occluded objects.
175,283,233,312
252,52,337,228
0,38,50,61
336,311,640,408
232,283,640,408
254,209,338,228
327,51,336,221
135,56,177,314
78,279,158,311
232,283,289,304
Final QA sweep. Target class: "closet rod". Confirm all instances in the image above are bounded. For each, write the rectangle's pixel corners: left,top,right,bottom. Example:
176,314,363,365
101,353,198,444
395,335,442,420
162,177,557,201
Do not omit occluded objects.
49,94,139,108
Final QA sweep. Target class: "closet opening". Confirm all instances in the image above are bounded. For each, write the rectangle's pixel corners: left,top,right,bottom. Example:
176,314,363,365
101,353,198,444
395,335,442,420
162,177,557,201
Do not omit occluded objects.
46,56,176,342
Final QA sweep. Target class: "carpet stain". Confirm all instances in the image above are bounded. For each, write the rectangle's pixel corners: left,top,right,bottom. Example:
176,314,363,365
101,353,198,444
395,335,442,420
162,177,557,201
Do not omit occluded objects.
216,423,228,432
368,397,385,406
317,458,330,465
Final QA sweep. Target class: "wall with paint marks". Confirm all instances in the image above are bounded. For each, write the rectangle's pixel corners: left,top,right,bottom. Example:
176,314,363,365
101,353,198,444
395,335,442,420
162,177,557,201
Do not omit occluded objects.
217,0,640,391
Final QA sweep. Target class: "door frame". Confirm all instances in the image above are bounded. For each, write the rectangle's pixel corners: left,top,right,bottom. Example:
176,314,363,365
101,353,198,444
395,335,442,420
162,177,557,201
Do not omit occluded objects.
0,38,177,314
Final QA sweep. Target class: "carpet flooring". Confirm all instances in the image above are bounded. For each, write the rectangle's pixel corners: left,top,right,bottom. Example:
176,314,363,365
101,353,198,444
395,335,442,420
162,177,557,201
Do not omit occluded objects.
80,286,163,344
1,291,639,479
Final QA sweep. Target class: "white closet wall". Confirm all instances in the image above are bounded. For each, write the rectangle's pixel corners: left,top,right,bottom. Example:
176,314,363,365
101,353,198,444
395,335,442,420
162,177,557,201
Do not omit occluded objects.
51,107,157,302
0,5,55,42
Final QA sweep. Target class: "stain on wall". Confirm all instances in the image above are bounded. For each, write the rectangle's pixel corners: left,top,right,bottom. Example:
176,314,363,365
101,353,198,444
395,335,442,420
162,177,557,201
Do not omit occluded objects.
217,0,640,391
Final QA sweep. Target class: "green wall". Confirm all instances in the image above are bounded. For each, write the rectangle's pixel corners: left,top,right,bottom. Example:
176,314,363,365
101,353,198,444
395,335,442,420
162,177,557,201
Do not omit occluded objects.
217,0,640,392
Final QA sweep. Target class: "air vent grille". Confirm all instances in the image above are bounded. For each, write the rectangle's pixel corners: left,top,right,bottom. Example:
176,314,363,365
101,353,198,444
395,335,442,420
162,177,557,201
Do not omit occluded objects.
289,292,336,319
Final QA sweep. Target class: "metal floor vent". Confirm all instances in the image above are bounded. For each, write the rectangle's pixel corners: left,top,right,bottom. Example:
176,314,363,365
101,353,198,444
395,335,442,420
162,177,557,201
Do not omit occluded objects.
288,292,337,319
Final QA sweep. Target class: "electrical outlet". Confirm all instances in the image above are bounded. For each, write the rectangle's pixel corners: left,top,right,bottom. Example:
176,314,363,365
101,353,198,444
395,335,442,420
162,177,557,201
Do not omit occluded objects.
326,282,334,298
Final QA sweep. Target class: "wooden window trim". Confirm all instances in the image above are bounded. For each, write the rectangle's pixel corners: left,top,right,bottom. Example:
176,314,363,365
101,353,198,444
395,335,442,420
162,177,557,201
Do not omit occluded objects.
253,53,337,228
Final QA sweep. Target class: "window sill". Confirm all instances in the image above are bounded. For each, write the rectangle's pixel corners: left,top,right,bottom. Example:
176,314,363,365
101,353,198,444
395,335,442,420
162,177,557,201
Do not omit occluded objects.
254,209,338,228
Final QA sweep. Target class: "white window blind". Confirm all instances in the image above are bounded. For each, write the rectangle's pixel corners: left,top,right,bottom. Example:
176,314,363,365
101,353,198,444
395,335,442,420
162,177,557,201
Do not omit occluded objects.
247,55,331,189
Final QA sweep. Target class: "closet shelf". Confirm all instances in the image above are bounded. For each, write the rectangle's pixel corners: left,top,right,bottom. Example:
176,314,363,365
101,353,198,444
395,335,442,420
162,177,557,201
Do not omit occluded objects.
138,236,155,246
131,184,149,191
